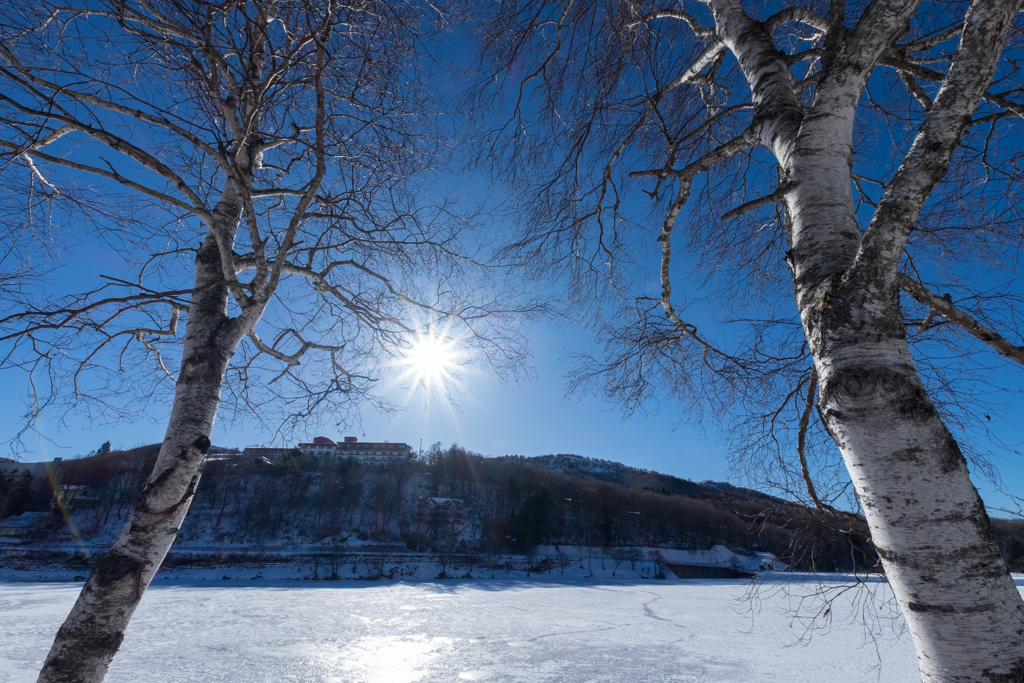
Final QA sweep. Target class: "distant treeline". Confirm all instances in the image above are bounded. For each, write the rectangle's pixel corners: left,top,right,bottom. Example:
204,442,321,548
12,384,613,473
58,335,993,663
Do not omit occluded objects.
8,443,1022,572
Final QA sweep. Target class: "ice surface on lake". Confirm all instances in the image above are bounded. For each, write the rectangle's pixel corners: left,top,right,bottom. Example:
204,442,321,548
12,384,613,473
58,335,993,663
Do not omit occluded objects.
0,579,924,682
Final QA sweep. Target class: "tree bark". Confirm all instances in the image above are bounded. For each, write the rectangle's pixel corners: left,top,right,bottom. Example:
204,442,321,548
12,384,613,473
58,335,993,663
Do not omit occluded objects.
37,230,248,683
741,0,1024,676
804,277,1024,682
786,96,1024,682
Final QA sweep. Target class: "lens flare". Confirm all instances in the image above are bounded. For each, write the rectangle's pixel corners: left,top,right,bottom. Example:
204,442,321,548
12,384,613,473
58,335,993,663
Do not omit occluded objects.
47,463,94,566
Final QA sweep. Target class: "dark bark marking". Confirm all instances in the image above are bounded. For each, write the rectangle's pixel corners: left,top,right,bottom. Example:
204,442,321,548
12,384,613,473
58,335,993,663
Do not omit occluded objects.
822,407,846,422
93,550,146,588
131,468,174,515
879,540,1005,576
820,365,934,422
876,545,908,566
906,600,997,614
91,550,147,607
941,435,968,474
38,628,125,683
129,438,210,523
164,473,203,516
891,446,924,463
983,657,1024,683
967,496,998,545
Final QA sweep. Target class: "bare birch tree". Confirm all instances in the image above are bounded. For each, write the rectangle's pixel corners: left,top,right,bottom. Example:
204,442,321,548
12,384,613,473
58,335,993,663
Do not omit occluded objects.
476,0,1024,680
0,1,538,681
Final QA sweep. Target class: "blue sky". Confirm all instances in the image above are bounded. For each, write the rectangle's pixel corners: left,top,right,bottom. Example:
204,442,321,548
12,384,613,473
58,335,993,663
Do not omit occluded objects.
5,288,1023,515
1,312,732,478
2,139,1022,517
2,13,1023,520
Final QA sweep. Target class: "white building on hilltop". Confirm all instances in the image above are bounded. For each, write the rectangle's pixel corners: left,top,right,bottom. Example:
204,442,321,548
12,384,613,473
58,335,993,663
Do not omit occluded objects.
0,459,61,490
242,436,412,465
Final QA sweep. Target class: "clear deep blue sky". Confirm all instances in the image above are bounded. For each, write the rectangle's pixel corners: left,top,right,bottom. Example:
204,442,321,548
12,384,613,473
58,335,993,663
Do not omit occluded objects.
3,24,1023,518
1,311,732,480
5,279,1023,515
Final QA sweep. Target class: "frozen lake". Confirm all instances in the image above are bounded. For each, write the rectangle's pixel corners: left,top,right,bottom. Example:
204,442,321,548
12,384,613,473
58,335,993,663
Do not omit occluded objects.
1,579,921,682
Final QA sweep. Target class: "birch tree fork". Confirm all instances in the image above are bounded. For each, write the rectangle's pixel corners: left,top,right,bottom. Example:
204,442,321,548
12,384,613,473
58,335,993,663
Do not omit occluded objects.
0,2,536,682
478,0,1024,680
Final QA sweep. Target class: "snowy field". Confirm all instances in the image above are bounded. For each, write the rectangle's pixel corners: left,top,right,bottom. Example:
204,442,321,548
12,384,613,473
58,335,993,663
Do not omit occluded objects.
0,578,953,682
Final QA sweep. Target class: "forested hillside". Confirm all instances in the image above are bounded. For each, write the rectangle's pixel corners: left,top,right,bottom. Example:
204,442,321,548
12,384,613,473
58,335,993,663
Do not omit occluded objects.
7,442,1000,573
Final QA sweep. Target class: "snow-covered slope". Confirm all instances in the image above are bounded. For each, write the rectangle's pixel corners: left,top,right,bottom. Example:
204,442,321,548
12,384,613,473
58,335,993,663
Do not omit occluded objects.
2,444,872,575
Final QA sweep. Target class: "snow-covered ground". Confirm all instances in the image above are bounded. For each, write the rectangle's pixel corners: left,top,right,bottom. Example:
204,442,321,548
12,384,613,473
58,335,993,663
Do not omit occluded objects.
0,577,950,682
0,544,775,582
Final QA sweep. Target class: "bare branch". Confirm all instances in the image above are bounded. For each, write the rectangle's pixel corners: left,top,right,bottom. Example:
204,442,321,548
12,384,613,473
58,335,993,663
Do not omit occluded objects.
721,183,790,220
898,274,1024,367
625,9,715,36
857,0,1022,281
765,7,830,33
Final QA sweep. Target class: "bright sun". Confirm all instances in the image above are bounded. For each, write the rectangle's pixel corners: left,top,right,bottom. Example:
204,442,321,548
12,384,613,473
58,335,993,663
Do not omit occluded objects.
402,333,457,389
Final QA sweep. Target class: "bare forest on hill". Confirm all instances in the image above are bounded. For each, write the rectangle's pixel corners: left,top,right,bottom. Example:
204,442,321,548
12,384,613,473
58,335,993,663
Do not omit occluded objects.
0,442,970,574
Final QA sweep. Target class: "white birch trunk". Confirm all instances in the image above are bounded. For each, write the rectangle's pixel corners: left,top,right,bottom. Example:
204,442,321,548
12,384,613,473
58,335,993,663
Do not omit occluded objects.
37,222,250,683
783,68,1024,683
707,0,1024,674
812,330,1024,682
784,105,1024,683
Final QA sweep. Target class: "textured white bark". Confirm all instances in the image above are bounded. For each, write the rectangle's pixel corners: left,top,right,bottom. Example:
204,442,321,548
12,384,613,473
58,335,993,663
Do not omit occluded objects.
8,4,382,682
857,0,1022,286
789,110,1024,683
704,0,1024,677
796,193,1024,683
504,0,1024,675
706,0,802,161
815,338,1024,682
35,436,213,683
784,0,922,303
37,202,251,683
788,3,1024,676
